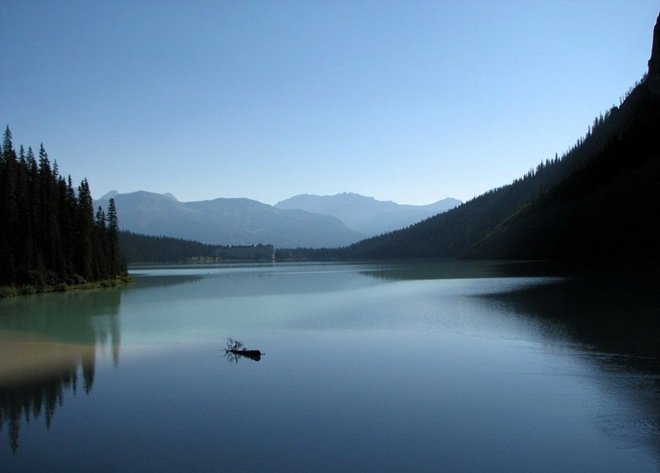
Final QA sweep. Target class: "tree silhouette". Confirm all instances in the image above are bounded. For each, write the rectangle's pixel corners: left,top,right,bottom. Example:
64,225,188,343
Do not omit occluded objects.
0,130,127,288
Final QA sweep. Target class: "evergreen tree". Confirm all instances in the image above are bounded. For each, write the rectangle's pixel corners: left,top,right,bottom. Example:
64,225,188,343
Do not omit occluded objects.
106,198,121,275
0,128,127,289
76,178,95,281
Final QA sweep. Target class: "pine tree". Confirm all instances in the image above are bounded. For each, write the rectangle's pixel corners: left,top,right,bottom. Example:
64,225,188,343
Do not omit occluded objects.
76,178,95,281
94,206,108,279
0,128,127,288
0,127,18,284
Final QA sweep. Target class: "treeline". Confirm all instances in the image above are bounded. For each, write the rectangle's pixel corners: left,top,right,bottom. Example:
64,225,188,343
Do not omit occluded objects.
119,231,220,263
0,127,126,288
275,247,341,261
119,231,274,263
344,72,660,260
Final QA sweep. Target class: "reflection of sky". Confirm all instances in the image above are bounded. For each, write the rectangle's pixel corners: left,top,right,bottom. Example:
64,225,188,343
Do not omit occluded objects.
118,263,558,346
119,263,382,345
114,263,660,467
2,262,659,471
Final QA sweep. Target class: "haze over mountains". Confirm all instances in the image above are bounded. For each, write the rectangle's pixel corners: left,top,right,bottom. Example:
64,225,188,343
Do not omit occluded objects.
275,193,460,236
96,191,459,248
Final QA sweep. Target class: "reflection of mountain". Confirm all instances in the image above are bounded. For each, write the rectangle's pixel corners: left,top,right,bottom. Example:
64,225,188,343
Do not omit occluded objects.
128,272,204,290
479,267,660,459
126,264,383,301
0,288,121,452
482,266,660,359
359,259,520,281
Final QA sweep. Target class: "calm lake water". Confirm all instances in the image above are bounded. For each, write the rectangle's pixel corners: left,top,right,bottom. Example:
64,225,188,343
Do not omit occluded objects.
1,260,659,472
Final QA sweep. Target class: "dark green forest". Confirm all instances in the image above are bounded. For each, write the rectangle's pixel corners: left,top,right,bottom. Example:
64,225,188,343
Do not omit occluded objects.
118,231,219,263
119,231,274,263
0,128,126,290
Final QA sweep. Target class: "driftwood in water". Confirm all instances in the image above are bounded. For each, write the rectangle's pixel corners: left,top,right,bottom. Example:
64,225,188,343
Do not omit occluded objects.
224,338,263,362
226,348,262,361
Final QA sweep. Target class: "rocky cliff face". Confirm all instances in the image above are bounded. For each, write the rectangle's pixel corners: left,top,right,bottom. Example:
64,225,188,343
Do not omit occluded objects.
648,13,660,93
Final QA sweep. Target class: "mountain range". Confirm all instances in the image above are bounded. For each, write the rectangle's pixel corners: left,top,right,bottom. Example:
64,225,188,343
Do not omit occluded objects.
109,15,660,260
96,191,459,248
275,193,460,236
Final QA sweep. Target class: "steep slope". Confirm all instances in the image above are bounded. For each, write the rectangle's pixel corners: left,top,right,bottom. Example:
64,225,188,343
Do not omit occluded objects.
466,84,660,259
346,15,660,261
94,191,363,248
275,192,461,236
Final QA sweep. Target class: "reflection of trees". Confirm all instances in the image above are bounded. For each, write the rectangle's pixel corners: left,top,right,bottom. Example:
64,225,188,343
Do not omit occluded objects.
0,287,121,453
224,338,263,363
129,273,203,291
360,259,532,282
0,345,95,453
480,268,660,463
482,269,660,359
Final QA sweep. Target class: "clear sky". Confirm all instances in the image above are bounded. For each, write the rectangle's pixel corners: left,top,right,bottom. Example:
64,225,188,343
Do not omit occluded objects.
1,1,658,205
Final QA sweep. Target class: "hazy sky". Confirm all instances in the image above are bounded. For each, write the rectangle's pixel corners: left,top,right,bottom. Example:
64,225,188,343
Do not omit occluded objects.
1,1,658,205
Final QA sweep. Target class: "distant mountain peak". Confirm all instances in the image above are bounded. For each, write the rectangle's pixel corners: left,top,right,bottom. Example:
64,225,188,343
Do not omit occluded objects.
99,190,178,202
100,190,118,200
649,13,660,72
648,13,660,93
93,190,362,248
275,192,461,235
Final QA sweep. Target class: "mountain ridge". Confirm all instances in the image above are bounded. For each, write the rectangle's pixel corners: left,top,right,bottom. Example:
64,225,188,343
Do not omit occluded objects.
275,192,461,235
95,190,461,248
94,190,364,248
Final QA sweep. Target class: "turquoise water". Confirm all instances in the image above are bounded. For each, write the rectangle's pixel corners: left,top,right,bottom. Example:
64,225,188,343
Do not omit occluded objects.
1,261,658,472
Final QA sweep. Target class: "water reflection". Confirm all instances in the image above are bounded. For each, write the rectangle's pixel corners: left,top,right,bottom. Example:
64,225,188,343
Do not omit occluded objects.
129,272,203,290
2,262,659,470
479,268,660,463
481,268,660,359
0,288,121,452
224,349,263,363
0,338,95,453
223,338,263,363
361,258,571,281
360,258,504,280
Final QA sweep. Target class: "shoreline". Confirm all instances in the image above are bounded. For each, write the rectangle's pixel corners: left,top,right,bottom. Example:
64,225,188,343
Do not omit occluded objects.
0,276,132,298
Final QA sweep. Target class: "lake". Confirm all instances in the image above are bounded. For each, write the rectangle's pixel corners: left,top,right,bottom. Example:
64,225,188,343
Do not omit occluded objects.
1,260,659,472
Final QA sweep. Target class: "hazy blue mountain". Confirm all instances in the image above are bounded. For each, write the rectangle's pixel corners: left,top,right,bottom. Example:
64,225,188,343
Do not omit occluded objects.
275,193,461,236
94,191,363,248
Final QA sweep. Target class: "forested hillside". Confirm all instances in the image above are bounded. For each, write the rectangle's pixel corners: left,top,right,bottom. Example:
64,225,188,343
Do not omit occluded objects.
119,231,274,263
0,129,126,289
466,83,660,259
345,15,660,261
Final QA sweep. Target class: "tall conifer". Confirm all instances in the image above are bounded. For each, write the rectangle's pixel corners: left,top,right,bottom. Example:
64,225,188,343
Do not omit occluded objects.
0,128,126,288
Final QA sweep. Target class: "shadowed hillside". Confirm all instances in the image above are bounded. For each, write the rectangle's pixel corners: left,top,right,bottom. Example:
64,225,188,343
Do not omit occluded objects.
345,14,660,261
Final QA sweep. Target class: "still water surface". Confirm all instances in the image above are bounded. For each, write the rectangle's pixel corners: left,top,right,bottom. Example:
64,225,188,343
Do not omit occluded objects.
1,261,659,472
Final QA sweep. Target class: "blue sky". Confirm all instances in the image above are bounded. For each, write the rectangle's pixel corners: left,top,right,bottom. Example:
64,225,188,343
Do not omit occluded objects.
1,1,658,205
